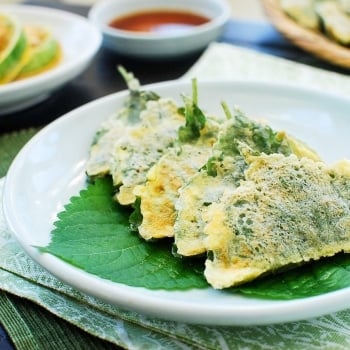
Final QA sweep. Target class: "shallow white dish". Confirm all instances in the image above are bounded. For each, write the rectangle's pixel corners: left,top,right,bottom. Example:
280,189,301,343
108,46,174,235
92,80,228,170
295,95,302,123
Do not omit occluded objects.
3,80,350,326
88,0,230,59
0,5,102,114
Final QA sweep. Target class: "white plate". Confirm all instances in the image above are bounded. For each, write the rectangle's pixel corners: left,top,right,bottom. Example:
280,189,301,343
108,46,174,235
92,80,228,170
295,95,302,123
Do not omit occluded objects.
3,80,350,326
0,5,102,114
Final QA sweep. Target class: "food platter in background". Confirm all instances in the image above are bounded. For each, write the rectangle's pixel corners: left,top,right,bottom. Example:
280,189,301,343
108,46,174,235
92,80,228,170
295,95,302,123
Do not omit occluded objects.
261,0,350,68
0,5,102,114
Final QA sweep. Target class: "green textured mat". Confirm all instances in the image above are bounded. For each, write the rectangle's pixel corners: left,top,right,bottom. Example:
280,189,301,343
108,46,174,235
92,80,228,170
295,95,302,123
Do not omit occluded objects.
0,129,120,350
0,129,38,178
0,292,117,350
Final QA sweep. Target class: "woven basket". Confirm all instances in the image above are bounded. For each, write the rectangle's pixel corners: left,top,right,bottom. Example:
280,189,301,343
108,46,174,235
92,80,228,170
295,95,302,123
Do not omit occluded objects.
261,0,350,68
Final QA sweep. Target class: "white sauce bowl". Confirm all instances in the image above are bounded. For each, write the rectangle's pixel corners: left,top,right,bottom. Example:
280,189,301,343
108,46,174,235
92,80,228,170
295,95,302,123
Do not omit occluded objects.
88,0,231,59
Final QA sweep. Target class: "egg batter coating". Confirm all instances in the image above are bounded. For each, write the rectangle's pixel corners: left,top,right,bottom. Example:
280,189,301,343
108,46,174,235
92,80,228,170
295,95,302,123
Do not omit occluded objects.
174,109,320,256
86,68,160,178
204,153,350,289
174,157,244,256
110,98,185,205
134,118,220,240
133,79,224,240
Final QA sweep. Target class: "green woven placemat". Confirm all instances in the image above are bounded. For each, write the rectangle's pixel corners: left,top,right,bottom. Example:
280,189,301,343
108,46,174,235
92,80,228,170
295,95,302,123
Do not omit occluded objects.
0,292,117,350
0,128,38,178
0,129,120,350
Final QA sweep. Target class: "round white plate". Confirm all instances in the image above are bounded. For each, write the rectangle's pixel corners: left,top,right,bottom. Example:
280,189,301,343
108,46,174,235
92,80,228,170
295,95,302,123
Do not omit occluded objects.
3,80,350,326
0,5,102,114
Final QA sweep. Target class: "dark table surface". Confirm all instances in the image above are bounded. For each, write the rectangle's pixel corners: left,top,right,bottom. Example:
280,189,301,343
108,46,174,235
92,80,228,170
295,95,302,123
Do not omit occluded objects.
1,0,349,135
1,1,349,349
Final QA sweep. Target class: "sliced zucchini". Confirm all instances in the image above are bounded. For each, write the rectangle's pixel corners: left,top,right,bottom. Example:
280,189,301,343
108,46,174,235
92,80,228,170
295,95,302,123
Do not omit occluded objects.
18,25,61,78
315,1,350,45
280,0,320,30
0,14,29,84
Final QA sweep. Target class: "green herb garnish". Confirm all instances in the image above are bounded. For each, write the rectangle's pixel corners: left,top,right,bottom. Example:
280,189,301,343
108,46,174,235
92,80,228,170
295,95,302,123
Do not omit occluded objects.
178,79,206,143
118,65,160,123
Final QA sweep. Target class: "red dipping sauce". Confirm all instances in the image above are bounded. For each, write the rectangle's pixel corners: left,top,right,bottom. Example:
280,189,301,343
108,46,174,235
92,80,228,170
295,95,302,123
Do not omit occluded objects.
109,9,210,34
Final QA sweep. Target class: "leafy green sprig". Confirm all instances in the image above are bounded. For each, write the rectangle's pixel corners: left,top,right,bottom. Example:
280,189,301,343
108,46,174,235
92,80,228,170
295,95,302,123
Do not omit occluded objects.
118,65,160,123
178,79,206,143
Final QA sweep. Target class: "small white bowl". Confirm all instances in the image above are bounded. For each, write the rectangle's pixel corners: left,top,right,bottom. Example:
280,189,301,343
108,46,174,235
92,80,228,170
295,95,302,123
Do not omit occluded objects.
88,0,231,59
